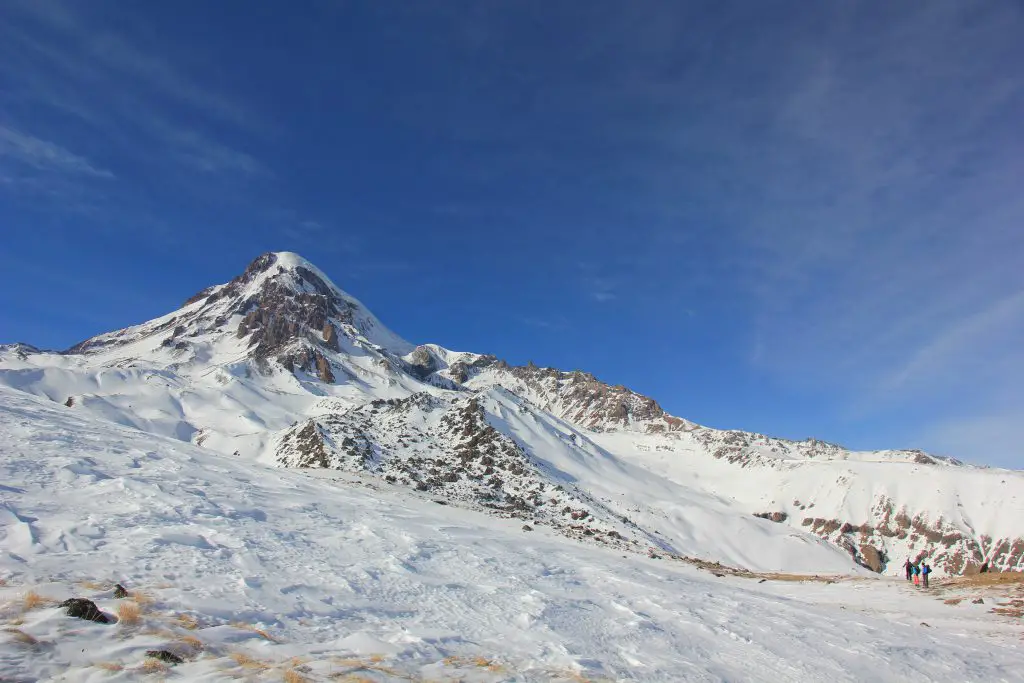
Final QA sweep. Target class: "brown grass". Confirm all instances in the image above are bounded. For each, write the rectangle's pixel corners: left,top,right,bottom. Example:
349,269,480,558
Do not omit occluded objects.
174,613,199,630
117,601,142,624
94,662,124,672
284,670,310,683
178,634,204,652
231,621,278,641
229,651,270,670
22,591,49,611
140,658,167,674
130,590,154,606
78,580,109,591
939,571,1024,588
943,597,964,605
4,628,39,646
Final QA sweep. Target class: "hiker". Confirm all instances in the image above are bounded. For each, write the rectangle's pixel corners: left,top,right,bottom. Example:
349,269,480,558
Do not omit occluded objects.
921,562,931,588
912,563,920,585
903,558,913,581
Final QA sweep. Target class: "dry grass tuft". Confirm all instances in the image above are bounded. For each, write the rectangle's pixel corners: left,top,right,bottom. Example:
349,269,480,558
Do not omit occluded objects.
229,651,271,670
117,601,142,624
943,597,964,605
140,658,167,674
130,590,154,606
174,613,200,630
177,634,204,652
22,591,49,611
473,656,504,671
4,628,39,646
991,606,1024,618
230,621,278,641
78,580,109,591
94,661,124,672
284,670,310,683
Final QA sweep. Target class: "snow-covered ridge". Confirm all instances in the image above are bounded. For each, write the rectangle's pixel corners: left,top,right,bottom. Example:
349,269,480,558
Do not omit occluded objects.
1,251,1022,577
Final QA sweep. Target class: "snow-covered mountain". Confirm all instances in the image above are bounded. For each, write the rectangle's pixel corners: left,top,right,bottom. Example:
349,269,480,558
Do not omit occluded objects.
2,251,1022,576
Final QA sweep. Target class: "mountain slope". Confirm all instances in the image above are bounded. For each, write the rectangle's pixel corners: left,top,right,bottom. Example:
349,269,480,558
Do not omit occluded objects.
2,386,1023,682
1,251,1022,576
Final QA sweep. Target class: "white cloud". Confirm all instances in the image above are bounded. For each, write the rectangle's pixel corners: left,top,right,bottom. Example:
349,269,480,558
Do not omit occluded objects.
0,125,113,178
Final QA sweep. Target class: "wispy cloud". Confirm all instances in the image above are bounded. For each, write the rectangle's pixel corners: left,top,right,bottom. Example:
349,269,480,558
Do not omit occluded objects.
0,125,113,178
0,0,270,191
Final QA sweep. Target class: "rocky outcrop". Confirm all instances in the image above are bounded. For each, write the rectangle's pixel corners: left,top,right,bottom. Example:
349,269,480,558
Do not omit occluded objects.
146,650,185,665
273,394,661,554
323,323,340,351
60,598,110,623
799,499,1024,575
754,511,788,523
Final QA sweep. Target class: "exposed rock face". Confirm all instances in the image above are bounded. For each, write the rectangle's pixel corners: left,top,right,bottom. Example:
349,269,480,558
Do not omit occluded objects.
859,544,885,572
323,323,340,351
798,498,1024,575
273,393,663,553
754,511,788,523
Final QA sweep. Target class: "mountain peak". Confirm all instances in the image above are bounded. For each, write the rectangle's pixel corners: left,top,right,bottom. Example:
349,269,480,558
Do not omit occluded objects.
67,251,414,366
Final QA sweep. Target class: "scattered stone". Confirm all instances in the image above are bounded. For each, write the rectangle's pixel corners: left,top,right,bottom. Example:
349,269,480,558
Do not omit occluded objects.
60,598,110,623
713,573,725,578
146,650,184,665
522,524,533,531
758,579,767,584
972,598,984,604
113,584,129,599
64,396,74,407
920,622,930,627
433,499,448,505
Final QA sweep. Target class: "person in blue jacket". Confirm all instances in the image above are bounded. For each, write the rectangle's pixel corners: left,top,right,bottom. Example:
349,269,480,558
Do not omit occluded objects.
921,561,931,588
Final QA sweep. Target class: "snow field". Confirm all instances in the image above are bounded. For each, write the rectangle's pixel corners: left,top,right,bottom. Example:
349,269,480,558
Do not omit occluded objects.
1,388,1023,682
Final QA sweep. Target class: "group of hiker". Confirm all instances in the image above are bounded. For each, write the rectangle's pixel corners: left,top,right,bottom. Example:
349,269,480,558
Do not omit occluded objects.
903,558,932,587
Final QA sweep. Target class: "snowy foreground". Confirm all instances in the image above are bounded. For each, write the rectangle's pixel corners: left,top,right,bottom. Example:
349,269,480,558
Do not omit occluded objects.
1,388,1022,682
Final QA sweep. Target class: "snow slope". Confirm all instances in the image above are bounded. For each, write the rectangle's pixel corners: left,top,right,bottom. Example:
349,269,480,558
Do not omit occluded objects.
1,387,1023,682
1,251,1023,577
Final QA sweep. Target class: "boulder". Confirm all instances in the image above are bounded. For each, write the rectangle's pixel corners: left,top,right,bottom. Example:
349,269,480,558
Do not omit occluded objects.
145,650,185,665
60,598,110,623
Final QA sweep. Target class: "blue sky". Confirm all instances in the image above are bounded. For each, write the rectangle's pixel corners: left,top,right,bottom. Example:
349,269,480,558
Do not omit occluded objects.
1,1,1022,467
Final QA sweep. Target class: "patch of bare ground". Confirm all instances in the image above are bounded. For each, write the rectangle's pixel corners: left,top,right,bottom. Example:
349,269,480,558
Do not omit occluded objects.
672,555,848,582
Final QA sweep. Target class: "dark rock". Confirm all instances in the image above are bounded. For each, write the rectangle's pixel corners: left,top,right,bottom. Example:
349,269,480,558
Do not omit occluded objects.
323,323,340,351
145,650,185,665
920,622,930,627
60,598,110,623
64,397,74,407
113,584,129,599
522,524,533,531
972,598,984,604
753,511,788,523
